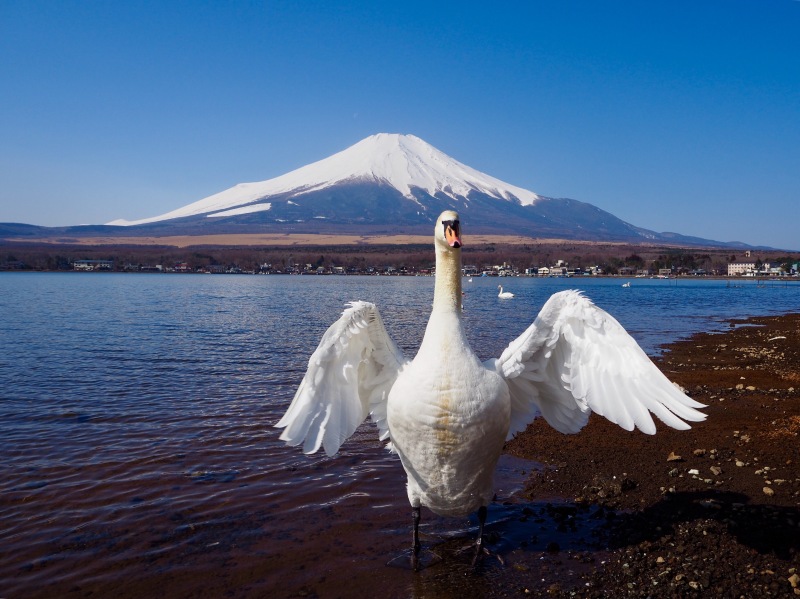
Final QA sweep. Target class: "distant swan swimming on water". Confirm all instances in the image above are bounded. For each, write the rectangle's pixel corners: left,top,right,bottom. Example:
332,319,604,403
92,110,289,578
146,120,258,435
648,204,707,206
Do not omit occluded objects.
497,285,514,299
622,282,631,288
276,210,707,570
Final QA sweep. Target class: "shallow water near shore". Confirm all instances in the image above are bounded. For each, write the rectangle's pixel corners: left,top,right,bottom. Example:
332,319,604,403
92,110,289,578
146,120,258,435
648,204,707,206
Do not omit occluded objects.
1,273,798,597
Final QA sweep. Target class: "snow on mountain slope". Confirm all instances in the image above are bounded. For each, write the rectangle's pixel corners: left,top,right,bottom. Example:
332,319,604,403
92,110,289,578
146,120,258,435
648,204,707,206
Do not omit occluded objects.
108,133,540,226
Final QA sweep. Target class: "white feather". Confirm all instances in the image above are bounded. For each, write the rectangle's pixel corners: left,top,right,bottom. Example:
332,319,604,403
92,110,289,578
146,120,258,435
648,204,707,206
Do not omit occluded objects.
276,301,405,457
491,290,706,439
277,213,707,524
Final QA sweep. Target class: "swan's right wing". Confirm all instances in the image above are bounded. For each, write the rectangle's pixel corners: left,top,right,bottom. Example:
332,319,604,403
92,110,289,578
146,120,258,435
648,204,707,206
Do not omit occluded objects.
276,301,407,457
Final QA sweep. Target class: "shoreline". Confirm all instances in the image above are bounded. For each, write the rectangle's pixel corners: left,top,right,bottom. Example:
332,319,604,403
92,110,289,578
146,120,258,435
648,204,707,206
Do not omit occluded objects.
3,269,799,284
4,236,797,280
504,311,800,596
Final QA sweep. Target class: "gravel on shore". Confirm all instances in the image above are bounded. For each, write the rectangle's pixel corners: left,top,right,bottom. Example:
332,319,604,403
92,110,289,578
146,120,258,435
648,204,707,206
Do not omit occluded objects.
503,312,800,598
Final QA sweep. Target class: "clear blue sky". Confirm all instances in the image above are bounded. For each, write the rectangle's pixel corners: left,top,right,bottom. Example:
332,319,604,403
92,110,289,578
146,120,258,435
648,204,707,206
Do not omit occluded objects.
2,1,798,250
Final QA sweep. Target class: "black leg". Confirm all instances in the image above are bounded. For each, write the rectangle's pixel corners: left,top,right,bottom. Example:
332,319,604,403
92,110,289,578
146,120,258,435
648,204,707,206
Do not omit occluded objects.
472,505,487,566
411,506,421,571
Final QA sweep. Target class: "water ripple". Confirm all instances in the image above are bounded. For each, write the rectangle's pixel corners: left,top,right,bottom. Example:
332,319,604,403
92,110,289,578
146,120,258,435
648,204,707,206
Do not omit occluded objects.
0,272,797,596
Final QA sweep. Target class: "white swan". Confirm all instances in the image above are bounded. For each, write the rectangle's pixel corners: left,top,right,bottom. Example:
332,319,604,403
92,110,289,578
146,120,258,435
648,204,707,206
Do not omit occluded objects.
276,210,706,569
497,285,514,298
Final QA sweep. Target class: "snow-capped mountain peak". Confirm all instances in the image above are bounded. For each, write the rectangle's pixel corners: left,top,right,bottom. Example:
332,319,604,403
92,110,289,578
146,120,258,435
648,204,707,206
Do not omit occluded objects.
108,133,540,226
334,133,540,204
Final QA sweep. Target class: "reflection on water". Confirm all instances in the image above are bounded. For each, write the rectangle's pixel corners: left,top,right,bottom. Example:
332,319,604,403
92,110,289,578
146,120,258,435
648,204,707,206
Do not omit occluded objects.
0,273,797,597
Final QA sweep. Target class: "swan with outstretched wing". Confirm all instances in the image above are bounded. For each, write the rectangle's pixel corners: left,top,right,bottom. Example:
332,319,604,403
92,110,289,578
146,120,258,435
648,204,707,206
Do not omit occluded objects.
276,210,706,569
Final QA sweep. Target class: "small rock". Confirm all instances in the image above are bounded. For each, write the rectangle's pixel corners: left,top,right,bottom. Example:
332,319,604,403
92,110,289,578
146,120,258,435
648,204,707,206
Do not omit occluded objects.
656,556,665,564
736,460,745,467
763,487,775,496
688,469,700,475
693,449,706,457
789,573,800,588
667,451,683,462
710,466,723,476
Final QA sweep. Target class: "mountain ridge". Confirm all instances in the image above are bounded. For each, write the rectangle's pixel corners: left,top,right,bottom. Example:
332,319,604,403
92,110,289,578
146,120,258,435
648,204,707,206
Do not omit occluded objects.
108,133,540,226
0,133,776,249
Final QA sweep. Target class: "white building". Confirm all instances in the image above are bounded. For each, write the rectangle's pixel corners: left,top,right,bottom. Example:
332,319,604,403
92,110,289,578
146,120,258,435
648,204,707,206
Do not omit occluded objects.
727,262,755,276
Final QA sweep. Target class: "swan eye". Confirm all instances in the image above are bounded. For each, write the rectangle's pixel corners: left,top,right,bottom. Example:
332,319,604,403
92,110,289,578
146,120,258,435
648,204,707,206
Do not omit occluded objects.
441,219,460,236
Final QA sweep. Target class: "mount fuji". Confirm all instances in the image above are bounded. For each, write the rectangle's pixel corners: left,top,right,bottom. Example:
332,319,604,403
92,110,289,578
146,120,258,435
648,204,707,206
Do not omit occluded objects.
109,133,541,227
1,134,750,246
101,132,677,242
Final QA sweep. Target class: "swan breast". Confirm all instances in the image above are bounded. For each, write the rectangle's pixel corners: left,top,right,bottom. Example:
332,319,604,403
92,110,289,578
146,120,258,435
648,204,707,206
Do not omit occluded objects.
387,349,510,516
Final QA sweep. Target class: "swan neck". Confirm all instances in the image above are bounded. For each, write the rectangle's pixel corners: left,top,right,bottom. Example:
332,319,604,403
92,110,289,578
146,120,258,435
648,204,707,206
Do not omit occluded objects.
433,246,462,313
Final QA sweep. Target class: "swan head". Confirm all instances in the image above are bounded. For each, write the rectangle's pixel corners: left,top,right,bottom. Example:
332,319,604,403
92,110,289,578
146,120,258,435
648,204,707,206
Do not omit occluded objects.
435,210,461,250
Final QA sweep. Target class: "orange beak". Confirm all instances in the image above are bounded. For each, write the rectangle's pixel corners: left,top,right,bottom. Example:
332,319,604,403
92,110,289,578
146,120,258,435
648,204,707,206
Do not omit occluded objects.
444,221,462,248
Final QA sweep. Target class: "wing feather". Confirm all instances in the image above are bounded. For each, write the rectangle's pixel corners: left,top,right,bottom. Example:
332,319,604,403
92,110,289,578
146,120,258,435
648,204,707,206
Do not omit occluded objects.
488,290,706,439
276,301,406,456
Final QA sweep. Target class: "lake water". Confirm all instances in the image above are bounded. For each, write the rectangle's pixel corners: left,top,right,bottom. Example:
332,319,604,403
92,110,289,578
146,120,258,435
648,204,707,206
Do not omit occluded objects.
1,273,798,598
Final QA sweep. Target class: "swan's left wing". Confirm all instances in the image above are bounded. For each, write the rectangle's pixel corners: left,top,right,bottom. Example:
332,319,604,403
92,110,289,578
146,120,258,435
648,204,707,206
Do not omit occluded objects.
485,290,706,439
276,301,407,457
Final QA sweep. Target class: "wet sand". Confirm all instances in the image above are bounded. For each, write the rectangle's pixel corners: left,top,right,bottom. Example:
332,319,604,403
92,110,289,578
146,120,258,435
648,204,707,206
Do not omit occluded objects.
506,312,800,597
